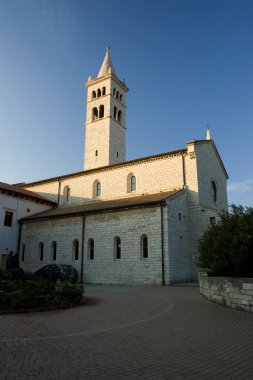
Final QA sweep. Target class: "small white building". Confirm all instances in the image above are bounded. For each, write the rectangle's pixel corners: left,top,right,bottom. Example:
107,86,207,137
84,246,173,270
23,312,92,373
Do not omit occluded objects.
18,48,228,284
0,182,55,257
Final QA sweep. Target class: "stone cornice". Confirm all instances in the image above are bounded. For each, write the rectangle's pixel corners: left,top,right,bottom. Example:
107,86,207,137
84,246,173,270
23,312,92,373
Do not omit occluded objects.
85,74,128,92
86,116,127,129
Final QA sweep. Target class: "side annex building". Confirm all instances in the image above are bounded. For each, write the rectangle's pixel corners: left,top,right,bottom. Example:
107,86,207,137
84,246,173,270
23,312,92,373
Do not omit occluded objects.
18,48,228,285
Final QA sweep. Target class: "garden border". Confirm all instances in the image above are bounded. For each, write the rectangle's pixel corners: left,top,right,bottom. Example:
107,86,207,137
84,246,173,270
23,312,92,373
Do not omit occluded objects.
198,272,253,312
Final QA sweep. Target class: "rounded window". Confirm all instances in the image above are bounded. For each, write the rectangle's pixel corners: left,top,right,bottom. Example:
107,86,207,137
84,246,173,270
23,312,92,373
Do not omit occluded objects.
211,180,217,202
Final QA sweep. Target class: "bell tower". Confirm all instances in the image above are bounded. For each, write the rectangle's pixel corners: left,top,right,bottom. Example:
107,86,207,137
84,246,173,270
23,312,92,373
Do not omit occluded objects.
84,47,128,170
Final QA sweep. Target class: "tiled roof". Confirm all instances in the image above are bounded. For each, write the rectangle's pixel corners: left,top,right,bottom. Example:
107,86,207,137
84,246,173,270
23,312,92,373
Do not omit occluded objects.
0,182,57,205
22,189,183,222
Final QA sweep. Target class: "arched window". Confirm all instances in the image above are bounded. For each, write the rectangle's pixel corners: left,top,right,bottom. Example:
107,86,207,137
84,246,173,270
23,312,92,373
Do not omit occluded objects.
67,187,70,202
39,242,44,261
127,173,137,193
113,88,116,97
119,94,122,102
92,107,98,121
63,186,70,204
21,243,25,262
116,91,119,99
95,150,98,156
117,110,122,123
130,176,136,192
93,180,101,197
102,87,106,96
73,240,79,261
114,237,121,260
114,106,117,119
211,180,217,202
96,182,101,197
88,238,94,260
141,235,148,259
99,105,104,118
97,88,101,97
92,90,96,99
52,241,57,261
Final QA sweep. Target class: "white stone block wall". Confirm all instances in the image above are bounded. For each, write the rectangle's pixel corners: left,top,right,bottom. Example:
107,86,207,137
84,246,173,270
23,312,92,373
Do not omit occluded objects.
23,154,185,205
199,272,253,312
184,141,228,281
20,206,164,285
20,217,83,277
84,206,163,284
166,192,192,283
195,142,228,210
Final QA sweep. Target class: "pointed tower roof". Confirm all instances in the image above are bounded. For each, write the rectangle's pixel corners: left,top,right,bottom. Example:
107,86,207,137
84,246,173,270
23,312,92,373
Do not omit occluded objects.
97,46,117,78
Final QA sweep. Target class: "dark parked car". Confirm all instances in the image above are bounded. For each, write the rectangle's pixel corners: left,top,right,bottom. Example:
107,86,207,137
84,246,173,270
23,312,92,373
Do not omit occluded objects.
35,264,78,283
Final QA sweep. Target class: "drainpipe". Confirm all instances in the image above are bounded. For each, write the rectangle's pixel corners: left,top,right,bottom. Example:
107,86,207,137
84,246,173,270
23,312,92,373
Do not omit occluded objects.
17,221,22,261
57,180,62,205
160,202,165,286
80,215,85,283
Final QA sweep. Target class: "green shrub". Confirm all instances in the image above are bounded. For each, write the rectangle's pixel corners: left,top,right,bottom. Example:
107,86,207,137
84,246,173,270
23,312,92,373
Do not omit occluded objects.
55,282,84,305
197,205,253,277
0,272,84,312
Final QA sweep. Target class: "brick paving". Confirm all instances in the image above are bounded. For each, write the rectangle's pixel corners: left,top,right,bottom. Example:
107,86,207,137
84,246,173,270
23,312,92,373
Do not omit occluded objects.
0,285,253,379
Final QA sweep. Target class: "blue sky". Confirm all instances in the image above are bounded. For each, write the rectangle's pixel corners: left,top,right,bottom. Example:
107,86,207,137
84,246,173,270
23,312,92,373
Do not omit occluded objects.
0,0,253,206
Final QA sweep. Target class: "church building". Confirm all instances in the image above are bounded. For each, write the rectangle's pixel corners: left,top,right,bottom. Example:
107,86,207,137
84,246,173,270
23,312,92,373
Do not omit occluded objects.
18,48,228,285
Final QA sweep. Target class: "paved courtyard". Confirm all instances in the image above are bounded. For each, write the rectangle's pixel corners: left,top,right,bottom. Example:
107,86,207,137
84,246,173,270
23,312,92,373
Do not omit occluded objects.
0,284,253,379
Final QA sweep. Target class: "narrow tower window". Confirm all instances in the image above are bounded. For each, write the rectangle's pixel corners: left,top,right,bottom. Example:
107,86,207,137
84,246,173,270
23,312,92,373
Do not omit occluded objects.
102,87,106,96
119,94,122,101
96,182,101,197
52,241,57,261
73,240,79,261
88,238,94,260
93,180,101,198
131,176,136,192
63,186,70,204
97,88,101,97
95,150,98,156
211,180,217,202
116,91,119,99
99,105,104,118
113,88,116,97
39,242,44,261
114,237,121,260
117,110,122,123
92,107,98,121
114,106,117,119
92,90,96,99
141,235,148,259
21,243,25,262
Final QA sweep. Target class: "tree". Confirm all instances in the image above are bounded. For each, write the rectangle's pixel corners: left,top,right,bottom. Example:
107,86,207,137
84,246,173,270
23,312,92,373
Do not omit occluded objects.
197,205,253,277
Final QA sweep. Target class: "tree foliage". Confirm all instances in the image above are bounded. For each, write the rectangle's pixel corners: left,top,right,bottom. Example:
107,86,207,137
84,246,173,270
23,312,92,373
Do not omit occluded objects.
197,205,253,277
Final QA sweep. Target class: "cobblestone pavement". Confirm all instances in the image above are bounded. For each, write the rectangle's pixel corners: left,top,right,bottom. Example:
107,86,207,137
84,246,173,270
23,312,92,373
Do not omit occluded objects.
1,285,253,380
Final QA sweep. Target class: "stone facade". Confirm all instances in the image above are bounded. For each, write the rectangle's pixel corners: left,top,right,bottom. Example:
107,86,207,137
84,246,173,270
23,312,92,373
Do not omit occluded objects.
17,49,229,285
199,272,253,312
